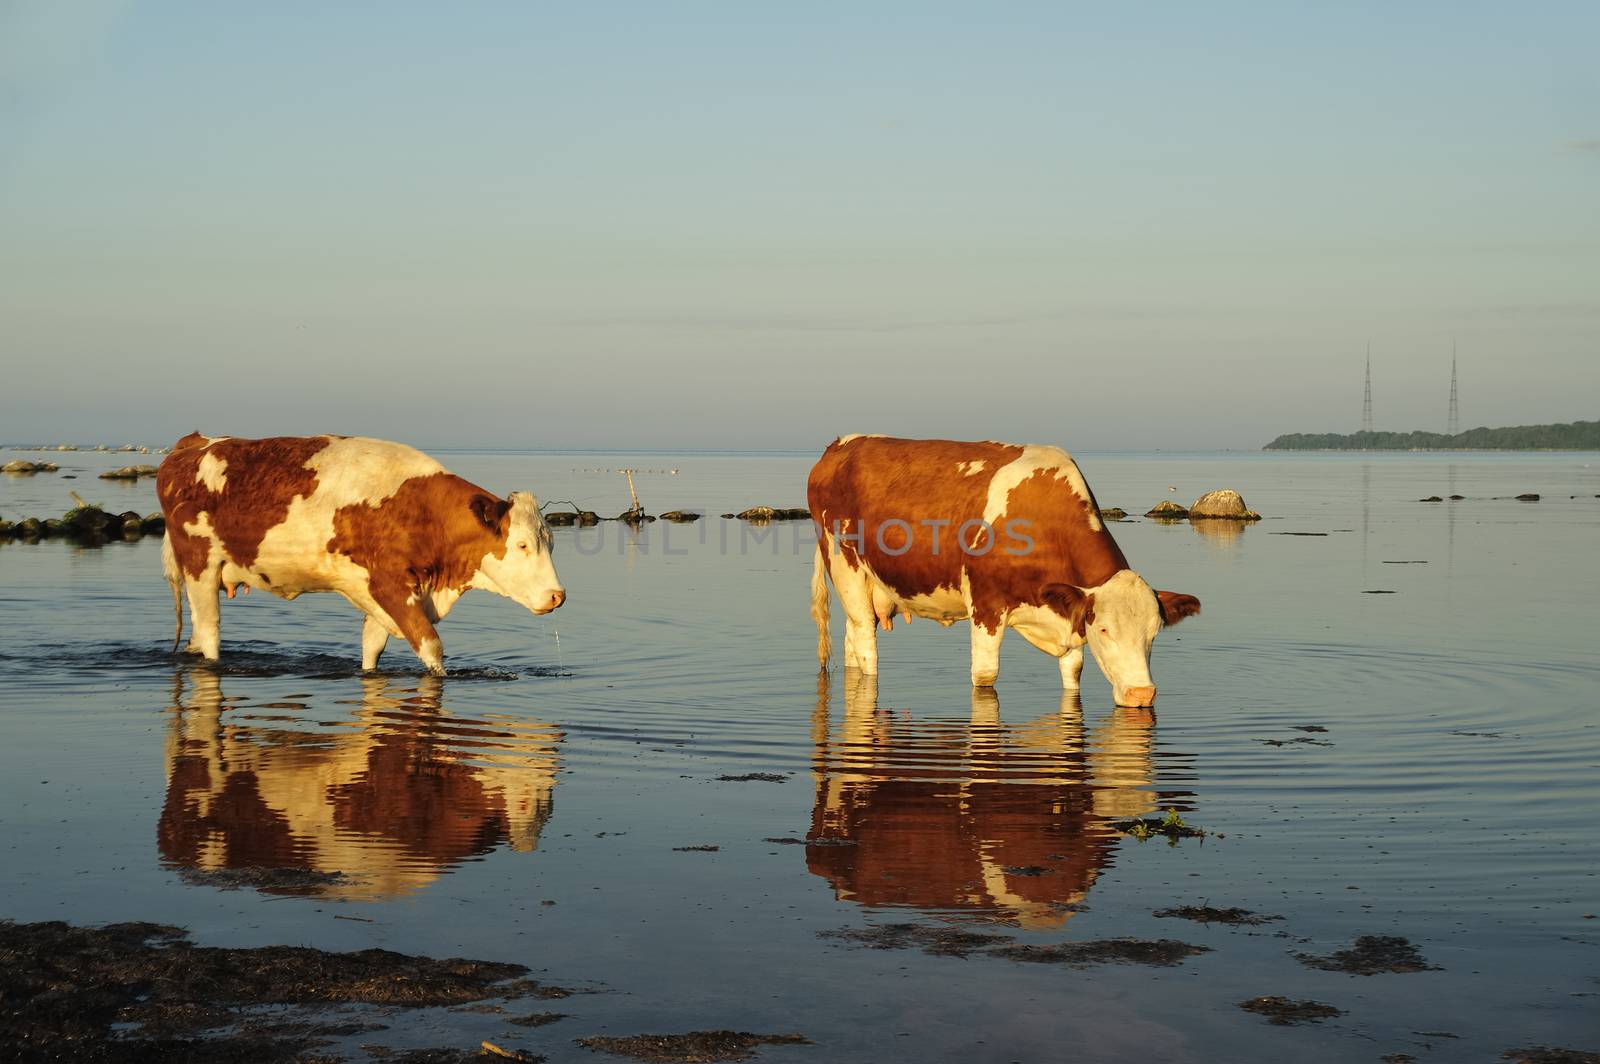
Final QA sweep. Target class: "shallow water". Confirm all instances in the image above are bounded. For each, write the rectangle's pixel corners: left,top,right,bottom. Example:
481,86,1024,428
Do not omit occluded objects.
2,448,1597,1061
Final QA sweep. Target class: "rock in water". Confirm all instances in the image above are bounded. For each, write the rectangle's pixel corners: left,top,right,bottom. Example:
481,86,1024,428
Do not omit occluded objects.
1188,489,1261,521
1145,500,1189,519
99,464,160,480
1099,507,1128,520
658,510,701,522
2,460,58,474
734,506,811,521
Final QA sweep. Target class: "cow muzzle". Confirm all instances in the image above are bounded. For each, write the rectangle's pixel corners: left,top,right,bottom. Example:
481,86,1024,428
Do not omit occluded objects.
1117,685,1157,708
533,588,566,614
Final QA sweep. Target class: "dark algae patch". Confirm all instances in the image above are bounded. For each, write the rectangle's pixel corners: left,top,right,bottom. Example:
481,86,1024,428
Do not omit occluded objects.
575,1031,812,1062
820,923,1208,967
507,1011,568,1027
1154,905,1283,926
820,922,1011,958
713,773,789,783
0,918,566,1061
1502,1049,1600,1064
1295,934,1439,975
177,865,353,893
1237,996,1344,1025
990,939,1209,967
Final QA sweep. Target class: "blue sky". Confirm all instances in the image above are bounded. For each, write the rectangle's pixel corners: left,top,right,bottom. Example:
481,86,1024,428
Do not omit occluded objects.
2,2,1595,449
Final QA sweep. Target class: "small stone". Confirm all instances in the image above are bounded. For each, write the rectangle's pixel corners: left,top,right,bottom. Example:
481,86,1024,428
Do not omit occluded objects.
1515,493,1540,502
1145,500,1189,519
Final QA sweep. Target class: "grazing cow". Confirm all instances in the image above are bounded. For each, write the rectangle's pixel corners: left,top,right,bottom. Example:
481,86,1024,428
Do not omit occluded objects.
157,433,565,674
807,435,1200,705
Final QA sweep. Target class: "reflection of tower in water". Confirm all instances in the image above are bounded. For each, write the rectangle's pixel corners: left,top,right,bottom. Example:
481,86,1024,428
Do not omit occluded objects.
159,671,562,899
804,669,1187,929
1446,462,1457,577
1360,461,1371,574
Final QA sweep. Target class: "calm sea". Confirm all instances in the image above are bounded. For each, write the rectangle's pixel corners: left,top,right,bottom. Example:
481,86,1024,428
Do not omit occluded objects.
1,448,1596,1062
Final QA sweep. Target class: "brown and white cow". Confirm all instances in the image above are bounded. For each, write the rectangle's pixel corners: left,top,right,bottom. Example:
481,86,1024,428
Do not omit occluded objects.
807,435,1199,705
158,433,565,674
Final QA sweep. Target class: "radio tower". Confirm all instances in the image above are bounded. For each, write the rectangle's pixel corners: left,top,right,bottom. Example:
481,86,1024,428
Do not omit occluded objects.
1362,345,1374,433
1447,342,1460,437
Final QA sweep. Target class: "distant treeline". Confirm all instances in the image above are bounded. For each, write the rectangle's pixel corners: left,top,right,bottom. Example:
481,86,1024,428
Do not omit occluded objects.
1263,420,1600,451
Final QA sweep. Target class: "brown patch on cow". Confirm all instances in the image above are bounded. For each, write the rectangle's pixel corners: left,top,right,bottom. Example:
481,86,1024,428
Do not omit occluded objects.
327,472,509,652
808,437,1024,595
1155,590,1201,626
1039,583,1096,638
157,434,333,578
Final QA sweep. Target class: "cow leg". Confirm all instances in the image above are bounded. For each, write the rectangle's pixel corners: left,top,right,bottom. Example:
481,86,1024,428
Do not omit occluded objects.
1059,646,1084,689
361,614,390,670
184,576,221,661
826,550,880,673
845,617,878,673
369,588,446,676
969,620,1005,687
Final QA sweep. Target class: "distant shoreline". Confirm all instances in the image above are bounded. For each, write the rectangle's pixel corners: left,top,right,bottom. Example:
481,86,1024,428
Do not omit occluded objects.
1264,420,1599,452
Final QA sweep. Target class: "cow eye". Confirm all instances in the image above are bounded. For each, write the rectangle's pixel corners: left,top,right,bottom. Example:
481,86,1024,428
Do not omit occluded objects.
517,541,528,551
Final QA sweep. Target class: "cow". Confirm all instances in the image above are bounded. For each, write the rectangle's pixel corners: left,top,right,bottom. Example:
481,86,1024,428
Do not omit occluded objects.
807,435,1200,705
157,433,565,674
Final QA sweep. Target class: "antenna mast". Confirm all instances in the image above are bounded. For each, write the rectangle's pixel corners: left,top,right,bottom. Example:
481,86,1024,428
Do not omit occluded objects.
1362,345,1374,433
1447,342,1460,437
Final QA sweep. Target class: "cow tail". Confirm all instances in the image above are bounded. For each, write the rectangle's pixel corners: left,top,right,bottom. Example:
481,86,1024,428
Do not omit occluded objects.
811,538,831,670
162,531,184,652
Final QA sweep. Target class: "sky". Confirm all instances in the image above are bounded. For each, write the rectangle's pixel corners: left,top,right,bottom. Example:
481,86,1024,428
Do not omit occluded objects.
1,1,1596,450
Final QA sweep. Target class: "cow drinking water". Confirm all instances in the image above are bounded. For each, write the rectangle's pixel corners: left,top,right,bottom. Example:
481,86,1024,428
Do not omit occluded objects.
807,435,1199,705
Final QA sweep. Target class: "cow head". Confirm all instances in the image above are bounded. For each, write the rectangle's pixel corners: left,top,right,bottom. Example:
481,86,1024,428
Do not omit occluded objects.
468,492,566,615
1042,570,1198,707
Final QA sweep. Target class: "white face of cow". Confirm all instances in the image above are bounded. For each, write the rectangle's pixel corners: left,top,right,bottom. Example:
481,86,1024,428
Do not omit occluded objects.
1082,570,1163,707
1041,569,1199,707
472,492,566,615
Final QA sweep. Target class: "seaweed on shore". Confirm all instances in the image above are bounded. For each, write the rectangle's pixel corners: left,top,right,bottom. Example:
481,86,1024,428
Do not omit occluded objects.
0,918,574,1062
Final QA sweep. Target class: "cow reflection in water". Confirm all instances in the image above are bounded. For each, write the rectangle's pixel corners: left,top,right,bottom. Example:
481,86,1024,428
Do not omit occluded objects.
807,669,1182,929
159,671,561,899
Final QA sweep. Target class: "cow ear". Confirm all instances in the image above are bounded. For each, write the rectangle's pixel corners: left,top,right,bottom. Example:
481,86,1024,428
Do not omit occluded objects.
1040,583,1095,637
1156,590,1201,626
470,494,512,533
